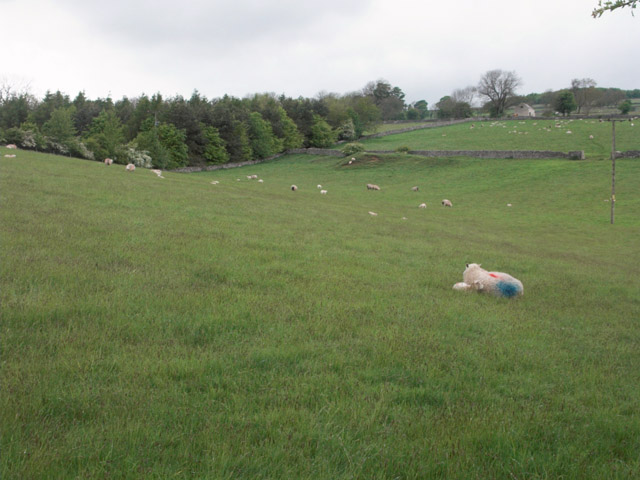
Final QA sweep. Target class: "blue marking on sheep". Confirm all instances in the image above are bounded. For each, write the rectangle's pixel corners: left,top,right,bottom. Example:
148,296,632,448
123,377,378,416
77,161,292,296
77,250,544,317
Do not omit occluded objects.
497,281,521,298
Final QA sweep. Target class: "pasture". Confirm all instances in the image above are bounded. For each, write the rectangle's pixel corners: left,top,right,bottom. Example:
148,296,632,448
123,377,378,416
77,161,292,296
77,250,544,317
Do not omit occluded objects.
2,122,640,479
361,117,638,159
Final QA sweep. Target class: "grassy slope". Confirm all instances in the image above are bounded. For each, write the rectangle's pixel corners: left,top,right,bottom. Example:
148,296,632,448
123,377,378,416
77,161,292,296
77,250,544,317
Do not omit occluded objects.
360,118,638,159
2,134,640,478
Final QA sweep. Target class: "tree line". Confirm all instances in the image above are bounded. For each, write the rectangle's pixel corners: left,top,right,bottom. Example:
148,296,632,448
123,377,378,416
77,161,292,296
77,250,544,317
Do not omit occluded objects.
0,74,637,168
0,80,415,168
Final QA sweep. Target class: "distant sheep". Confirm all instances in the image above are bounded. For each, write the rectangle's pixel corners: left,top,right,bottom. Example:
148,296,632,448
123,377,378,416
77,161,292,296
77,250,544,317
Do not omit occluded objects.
125,163,135,172
411,186,419,192
368,211,378,216
320,190,327,195
456,263,524,298
367,184,380,190
441,199,453,207
104,158,113,165
258,179,264,183
6,144,17,149
151,169,163,177
418,203,427,208
291,185,297,191
317,184,322,188
4,154,16,158
210,181,220,185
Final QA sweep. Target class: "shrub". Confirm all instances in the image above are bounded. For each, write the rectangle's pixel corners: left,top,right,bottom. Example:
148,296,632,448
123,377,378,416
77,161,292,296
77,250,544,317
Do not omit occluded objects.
342,142,365,156
396,145,410,153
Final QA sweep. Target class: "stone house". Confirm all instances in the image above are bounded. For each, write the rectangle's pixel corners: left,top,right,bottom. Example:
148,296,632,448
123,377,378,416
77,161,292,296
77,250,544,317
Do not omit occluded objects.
514,103,536,117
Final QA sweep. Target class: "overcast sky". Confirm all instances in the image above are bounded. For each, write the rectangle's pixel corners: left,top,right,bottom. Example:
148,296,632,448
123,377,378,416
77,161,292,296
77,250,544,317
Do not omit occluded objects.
2,0,639,106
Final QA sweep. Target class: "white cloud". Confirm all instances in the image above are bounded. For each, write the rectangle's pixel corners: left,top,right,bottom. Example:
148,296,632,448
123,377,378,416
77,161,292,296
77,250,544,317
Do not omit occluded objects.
2,0,639,105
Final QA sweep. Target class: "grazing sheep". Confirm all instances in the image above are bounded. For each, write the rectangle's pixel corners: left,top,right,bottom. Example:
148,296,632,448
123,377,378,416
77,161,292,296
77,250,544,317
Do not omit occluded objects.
6,144,17,149
507,203,512,207
291,185,297,191
411,186,419,192
441,199,453,207
317,184,322,188
320,190,327,195
459,263,523,298
258,179,264,183
104,158,113,165
210,181,220,185
589,135,594,139
418,203,427,208
126,163,135,172
151,169,163,176
4,154,16,158
367,184,380,191
368,211,378,216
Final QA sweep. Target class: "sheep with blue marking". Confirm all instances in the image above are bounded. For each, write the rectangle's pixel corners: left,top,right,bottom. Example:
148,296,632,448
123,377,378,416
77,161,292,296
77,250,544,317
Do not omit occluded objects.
455,263,523,298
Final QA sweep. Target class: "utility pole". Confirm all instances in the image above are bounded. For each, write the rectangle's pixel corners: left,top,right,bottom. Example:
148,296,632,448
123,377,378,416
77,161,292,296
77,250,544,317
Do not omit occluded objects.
610,120,616,224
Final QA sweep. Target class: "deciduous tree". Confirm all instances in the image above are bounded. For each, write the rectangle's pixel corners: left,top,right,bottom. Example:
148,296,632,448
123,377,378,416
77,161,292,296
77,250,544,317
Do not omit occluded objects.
477,70,521,117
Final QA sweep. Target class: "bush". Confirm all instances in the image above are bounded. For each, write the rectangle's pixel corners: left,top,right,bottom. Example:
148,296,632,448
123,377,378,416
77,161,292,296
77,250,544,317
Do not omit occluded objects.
118,144,153,168
396,145,410,153
342,142,365,156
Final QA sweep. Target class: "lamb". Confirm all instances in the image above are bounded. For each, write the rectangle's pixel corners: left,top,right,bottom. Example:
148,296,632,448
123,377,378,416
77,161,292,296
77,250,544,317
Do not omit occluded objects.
125,163,135,172
291,185,297,191
367,184,380,191
441,199,453,207
104,158,113,165
455,263,523,298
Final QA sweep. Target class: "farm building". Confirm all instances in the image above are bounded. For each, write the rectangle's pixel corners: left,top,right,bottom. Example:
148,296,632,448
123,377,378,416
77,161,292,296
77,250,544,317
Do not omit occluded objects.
514,103,536,117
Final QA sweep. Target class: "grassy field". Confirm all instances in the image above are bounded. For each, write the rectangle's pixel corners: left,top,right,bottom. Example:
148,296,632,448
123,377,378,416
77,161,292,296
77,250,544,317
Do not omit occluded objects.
360,118,638,159
2,125,640,479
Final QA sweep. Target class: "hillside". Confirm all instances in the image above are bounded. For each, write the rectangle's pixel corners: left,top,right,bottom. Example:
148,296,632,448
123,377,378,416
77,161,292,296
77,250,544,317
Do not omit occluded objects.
2,144,640,478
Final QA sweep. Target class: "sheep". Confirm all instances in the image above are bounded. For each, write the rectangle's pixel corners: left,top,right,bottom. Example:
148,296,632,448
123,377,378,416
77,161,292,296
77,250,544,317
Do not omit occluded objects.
317,184,322,188
441,199,453,207
125,163,136,172
320,190,327,195
210,181,220,185
418,203,427,208
366,184,380,191
589,135,594,139
411,186,419,192
6,144,17,149
151,169,163,176
368,211,378,216
104,158,113,165
291,185,297,191
4,154,16,158
258,179,264,183
459,263,523,298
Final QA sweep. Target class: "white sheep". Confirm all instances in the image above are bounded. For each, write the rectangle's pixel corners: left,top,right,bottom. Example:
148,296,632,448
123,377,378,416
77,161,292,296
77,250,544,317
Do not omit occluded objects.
317,184,322,188
4,154,16,158
104,158,113,165
210,181,220,185
367,184,380,191
418,203,427,208
458,263,523,298
125,163,136,172
320,190,327,195
368,211,378,216
151,169,163,176
291,185,297,191
6,144,17,149
411,186,419,192
441,199,453,207
258,179,264,183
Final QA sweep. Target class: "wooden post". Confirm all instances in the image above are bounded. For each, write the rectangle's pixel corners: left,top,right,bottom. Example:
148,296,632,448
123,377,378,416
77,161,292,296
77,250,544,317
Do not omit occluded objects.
611,120,616,224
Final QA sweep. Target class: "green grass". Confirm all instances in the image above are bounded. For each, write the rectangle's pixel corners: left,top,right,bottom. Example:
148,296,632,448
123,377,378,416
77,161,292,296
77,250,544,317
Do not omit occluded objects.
2,136,640,478
361,118,638,159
